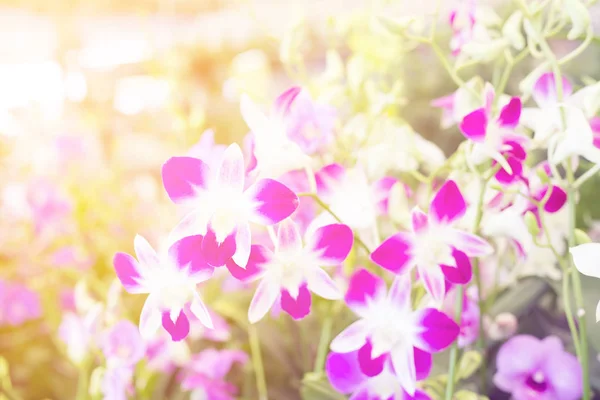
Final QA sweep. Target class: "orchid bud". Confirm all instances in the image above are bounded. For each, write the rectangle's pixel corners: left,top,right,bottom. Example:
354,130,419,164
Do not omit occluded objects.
564,0,590,40
574,228,592,245
486,312,518,340
524,211,540,237
502,11,525,50
462,38,507,63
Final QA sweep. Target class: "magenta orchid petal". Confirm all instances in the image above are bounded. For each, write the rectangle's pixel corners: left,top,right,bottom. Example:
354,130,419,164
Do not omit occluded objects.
248,279,280,324
414,347,432,381
202,226,237,267
497,97,522,128
330,320,369,353
325,351,364,394
274,86,302,117
168,235,214,281
245,179,299,225
216,143,245,193
162,156,211,204
280,284,312,320
390,344,416,396
226,245,269,281
276,219,303,253
411,207,429,233
315,163,346,196
370,232,415,274
538,185,567,213
440,249,472,284
459,108,488,142
418,266,446,304
542,344,583,400
495,154,524,184
113,253,147,294
308,223,354,265
306,268,342,300
532,72,573,108
232,221,252,268
414,308,460,352
448,229,493,257
357,341,385,377
429,180,466,225
344,269,387,315
161,310,190,342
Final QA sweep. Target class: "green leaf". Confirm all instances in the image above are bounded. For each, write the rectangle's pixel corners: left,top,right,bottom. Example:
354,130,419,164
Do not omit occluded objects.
300,372,346,400
456,350,483,381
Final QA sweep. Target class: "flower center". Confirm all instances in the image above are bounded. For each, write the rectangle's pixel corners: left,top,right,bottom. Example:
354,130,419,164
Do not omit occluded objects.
412,231,453,268
526,371,548,393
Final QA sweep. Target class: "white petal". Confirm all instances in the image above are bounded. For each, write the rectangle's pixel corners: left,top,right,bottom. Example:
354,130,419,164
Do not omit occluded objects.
134,234,159,268
306,268,342,300
569,243,600,278
390,344,416,396
329,320,369,353
191,293,214,329
139,294,162,339
596,300,600,323
167,209,210,246
240,94,271,138
232,222,252,269
248,278,280,324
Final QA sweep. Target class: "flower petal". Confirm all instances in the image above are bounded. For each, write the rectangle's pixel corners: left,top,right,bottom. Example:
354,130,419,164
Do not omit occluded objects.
139,294,161,339
134,234,159,269
162,156,211,204
307,268,342,300
330,320,369,353
494,335,542,383
168,235,214,282
414,308,460,352
232,221,252,268
217,143,245,193
448,229,493,257
370,232,415,274
202,226,237,267
357,341,385,377
440,249,472,284
226,245,270,281
315,163,346,197
325,351,364,394
276,218,302,253
162,310,190,342
248,278,280,324
537,185,567,213
113,252,147,294
344,269,386,316
543,343,583,400
418,266,446,304
411,207,428,233
308,223,354,266
390,344,416,396
245,179,299,226
274,86,302,117
532,72,573,108
459,108,487,142
190,293,214,330
414,347,432,380
430,180,466,225
388,274,411,311
167,209,210,245
497,97,521,128
569,243,600,278
280,284,312,320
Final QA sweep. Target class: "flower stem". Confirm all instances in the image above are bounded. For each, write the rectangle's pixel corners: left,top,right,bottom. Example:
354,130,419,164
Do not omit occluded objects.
313,304,336,375
473,258,487,392
249,325,268,400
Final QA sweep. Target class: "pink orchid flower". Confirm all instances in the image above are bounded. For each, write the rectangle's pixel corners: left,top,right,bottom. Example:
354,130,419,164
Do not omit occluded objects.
494,335,582,400
449,0,476,56
226,219,353,323
181,348,248,400
101,320,146,368
442,287,480,348
186,129,227,169
326,349,432,400
113,234,214,341
371,180,493,303
101,366,134,400
0,281,41,326
162,143,299,268
459,85,527,185
58,306,102,364
329,269,459,396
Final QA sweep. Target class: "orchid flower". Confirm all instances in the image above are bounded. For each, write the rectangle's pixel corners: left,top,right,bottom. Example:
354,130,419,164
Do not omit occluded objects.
226,219,353,323
371,180,493,303
162,143,299,268
449,0,476,56
493,335,582,400
329,269,459,396
459,84,527,184
113,234,214,341
240,92,312,179
442,287,480,348
569,242,600,321
101,320,146,368
0,281,42,326
326,350,432,400
58,305,102,365
186,129,227,169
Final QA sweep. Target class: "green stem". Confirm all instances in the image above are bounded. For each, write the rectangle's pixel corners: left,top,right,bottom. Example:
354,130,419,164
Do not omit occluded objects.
249,325,268,400
574,163,600,189
313,304,336,375
473,258,487,393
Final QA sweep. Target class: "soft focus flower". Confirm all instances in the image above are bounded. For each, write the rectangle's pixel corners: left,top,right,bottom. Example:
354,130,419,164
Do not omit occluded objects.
101,320,145,368
162,143,299,268
181,348,248,400
188,307,231,342
371,180,492,302
484,312,518,341
329,269,459,395
226,219,353,323
326,349,432,400
493,335,582,400
0,281,42,326
58,305,102,364
442,287,480,347
186,129,227,169
101,366,133,400
113,234,214,341
570,242,600,321
449,0,476,56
